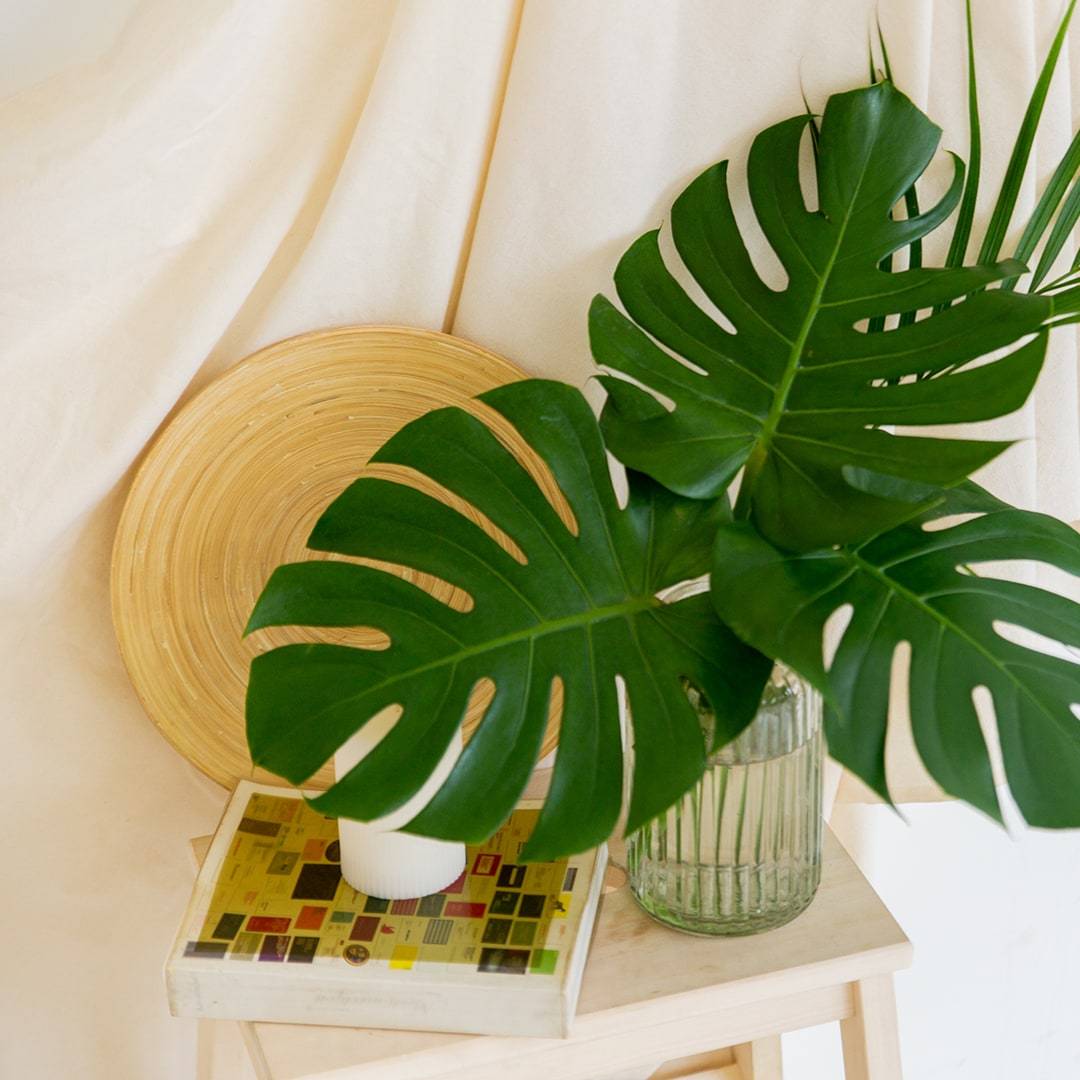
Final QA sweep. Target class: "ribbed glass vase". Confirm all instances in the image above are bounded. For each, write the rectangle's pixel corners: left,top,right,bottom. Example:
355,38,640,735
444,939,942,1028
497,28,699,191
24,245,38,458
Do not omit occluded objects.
626,665,824,936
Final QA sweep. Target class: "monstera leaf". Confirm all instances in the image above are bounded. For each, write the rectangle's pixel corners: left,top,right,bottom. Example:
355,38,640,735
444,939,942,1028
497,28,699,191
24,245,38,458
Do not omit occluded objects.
246,380,771,860
592,80,1051,551
710,484,1080,826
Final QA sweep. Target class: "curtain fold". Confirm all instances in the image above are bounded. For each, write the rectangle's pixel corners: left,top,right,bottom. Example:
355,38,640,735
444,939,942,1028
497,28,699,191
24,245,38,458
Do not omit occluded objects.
0,4,517,1076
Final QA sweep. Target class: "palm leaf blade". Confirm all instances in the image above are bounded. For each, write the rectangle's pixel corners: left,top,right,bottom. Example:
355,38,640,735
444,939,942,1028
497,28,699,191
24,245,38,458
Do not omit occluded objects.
977,0,1078,264
1032,169,1080,288
946,0,982,270
1006,127,1080,289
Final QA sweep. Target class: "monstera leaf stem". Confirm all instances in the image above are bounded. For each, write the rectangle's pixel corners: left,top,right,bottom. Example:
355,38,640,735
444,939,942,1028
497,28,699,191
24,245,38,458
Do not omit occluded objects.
733,234,846,519
732,148,887,520
978,0,1077,266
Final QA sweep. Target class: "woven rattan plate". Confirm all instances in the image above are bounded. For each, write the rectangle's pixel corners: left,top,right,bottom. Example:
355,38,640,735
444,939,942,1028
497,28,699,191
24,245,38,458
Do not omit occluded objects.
111,326,562,790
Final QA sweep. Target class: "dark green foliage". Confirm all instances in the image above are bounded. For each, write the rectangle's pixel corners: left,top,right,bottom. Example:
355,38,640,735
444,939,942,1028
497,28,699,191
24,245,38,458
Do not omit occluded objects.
247,381,770,860
711,485,1080,826
248,20,1080,853
591,84,1050,551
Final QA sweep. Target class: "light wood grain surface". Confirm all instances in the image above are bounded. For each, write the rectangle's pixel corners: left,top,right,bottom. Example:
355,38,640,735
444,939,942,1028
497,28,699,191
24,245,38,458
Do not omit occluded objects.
196,825,910,1080
112,326,564,791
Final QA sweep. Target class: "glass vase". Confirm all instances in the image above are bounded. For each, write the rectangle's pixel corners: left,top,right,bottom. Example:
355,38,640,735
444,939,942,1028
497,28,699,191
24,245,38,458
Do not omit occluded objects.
626,665,824,936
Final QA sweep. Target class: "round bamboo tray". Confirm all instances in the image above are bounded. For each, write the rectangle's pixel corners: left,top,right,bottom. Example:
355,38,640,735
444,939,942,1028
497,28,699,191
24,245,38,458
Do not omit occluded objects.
111,326,562,791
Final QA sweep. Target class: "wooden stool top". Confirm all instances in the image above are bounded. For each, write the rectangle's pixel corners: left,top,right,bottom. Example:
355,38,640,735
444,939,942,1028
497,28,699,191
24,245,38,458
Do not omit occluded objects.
227,826,910,1080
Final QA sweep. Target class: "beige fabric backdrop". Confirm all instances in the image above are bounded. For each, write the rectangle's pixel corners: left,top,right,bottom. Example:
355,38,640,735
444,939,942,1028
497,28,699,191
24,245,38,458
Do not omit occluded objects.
2,2,1078,1077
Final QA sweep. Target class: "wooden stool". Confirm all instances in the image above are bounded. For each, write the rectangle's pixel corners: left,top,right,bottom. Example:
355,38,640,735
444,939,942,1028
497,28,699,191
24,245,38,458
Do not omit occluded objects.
200,825,910,1079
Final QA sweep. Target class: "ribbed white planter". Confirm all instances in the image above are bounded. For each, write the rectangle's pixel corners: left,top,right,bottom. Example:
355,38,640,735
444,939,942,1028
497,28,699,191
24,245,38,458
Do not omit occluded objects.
334,708,465,900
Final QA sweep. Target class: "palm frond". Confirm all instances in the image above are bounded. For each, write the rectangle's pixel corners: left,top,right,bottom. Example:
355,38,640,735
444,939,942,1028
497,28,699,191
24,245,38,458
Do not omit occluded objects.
977,0,1078,264
946,0,982,270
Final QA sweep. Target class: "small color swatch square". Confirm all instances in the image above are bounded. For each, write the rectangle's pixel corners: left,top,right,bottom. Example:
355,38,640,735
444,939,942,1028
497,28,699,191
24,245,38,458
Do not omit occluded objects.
510,921,538,946
211,912,245,940
482,919,512,945
423,918,453,946
248,916,290,933
183,940,227,959
471,853,502,877
237,817,280,837
530,948,558,975
418,894,446,917
287,936,319,963
350,916,380,942
519,894,546,918
230,932,261,960
295,906,327,931
391,898,419,916
497,864,527,888
291,863,342,901
364,896,390,914
389,945,419,970
444,901,486,919
489,890,520,915
267,851,299,876
303,838,327,860
259,935,291,962
477,947,529,975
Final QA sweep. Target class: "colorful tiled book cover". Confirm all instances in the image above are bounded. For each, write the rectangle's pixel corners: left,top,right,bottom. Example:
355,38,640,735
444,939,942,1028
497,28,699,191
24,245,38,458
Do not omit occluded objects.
167,781,607,1036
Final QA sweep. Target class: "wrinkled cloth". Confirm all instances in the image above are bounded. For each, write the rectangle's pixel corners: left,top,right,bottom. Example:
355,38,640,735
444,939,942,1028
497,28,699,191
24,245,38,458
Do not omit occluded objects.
2,2,1078,1077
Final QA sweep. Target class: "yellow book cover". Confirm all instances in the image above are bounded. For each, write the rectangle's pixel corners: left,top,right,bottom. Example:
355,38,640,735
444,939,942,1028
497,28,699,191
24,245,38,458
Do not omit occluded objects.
167,781,607,1037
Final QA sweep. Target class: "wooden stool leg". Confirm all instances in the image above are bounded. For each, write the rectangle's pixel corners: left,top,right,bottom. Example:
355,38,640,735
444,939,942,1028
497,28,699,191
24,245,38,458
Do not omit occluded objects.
734,1036,783,1079
840,975,903,1079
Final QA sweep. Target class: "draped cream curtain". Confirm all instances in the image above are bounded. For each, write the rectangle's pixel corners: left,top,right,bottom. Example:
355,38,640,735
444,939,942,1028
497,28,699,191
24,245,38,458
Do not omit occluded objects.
2,2,1077,1076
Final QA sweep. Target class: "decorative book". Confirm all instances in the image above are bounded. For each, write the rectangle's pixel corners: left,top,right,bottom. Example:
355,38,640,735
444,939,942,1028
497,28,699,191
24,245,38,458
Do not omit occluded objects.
167,781,607,1038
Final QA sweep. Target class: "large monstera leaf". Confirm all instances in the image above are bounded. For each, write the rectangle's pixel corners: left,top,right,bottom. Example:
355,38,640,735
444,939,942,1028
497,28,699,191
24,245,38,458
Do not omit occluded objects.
247,380,771,860
710,484,1080,827
592,80,1051,551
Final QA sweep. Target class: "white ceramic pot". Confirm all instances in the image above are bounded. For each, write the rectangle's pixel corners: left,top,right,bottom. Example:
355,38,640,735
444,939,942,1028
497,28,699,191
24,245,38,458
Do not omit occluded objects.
333,707,466,900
